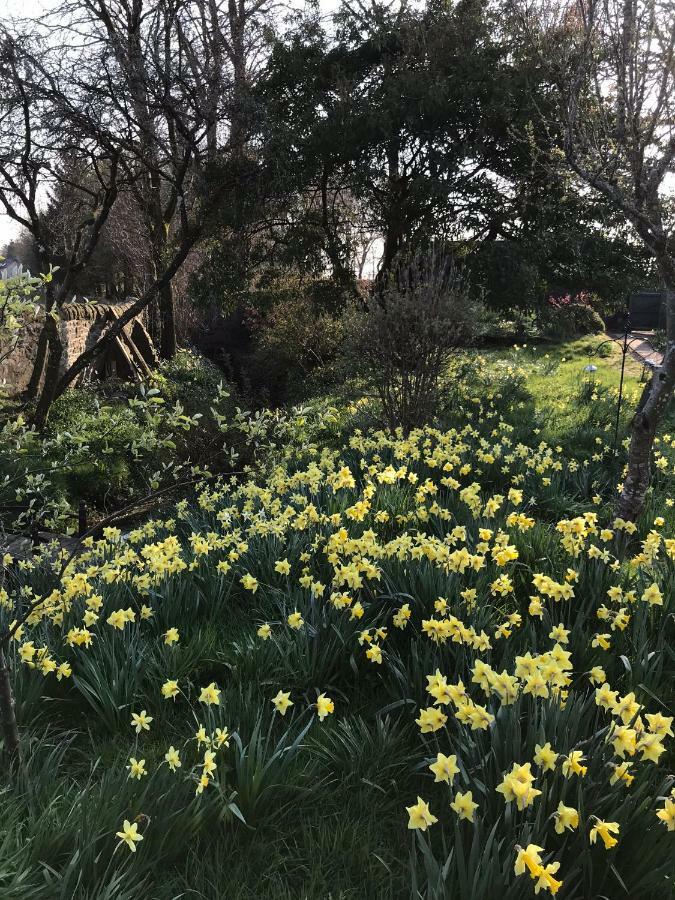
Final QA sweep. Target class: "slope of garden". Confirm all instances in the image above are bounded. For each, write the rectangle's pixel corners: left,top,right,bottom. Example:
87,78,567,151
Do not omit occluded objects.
1,349,674,899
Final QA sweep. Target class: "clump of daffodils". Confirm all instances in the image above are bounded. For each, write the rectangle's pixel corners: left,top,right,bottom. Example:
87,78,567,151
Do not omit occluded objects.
5,398,673,893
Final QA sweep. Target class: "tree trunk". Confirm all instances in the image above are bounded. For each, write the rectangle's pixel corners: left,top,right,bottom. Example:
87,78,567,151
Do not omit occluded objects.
0,643,20,763
381,134,404,278
32,316,64,428
320,163,357,295
151,228,177,360
615,284,675,520
157,279,176,359
24,321,49,400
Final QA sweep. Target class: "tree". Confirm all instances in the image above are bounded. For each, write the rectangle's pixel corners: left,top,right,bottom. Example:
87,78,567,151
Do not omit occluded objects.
33,161,150,301
67,0,274,359
0,33,123,419
468,188,654,314
0,0,273,424
514,0,675,519
51,0,226,361
260,0,521,287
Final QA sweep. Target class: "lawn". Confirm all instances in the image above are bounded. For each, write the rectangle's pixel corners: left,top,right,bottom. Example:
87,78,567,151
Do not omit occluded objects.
476,336,648,445
0,338,673,900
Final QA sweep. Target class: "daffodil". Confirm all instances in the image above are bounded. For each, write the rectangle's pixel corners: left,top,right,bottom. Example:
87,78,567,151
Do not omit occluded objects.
561,750,587,778
161,680,179,700
131,710,153,733
240,573,259,593
415,706,448,734
496,762,541,810
450,790,478,822
316,693,334,721
656,798,675,831
202,749,217,779
514,843,544,878
406,796,438,830
116,819,143,852
514,845,562,895
213,727,230,748
589,819,619,850
429,752,459,784
272,690,294,716
554,801,579,834
199,682,221,705
287,610,304,630
127,757,147,780
533,742,558,772
164,746,181,772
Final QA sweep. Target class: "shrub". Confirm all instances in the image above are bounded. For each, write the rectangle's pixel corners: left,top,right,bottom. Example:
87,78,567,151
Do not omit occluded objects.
542,294,605,339
246,287,347,404
345,251,480,433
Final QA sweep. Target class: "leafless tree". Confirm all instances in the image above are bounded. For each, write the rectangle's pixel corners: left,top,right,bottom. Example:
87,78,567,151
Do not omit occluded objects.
0,0,275,425
0,33,122,415
513,0,675,519
51,0,239,361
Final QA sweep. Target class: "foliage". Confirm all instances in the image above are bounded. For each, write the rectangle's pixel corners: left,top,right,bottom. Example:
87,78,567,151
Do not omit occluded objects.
0,350,338,535
0,268,46,373
259,0,547,280
244,276,349,404
651,330,667,353
0,376,204,535
467,207,653,316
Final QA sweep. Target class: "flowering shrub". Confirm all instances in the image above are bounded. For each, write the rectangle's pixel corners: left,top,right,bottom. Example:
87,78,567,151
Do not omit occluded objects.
0,376,673,897
542,294,604,339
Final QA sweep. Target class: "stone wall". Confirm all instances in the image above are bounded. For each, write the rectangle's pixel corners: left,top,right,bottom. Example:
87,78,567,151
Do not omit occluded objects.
0,302,156,395
0,317,45,393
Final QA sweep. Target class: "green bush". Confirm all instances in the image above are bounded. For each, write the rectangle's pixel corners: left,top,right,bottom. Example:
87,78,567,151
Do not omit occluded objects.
542,299,604,340
245,278,348,404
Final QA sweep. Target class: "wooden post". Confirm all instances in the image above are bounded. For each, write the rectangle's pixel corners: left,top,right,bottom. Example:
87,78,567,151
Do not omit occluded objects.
30,516,40,548
78,500,88,537
0,644,20,763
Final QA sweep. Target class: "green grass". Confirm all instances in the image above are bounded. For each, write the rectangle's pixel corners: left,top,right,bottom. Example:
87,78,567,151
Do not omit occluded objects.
476,336,650,447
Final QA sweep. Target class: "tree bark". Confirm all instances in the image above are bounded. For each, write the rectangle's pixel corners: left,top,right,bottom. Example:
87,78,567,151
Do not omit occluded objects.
157,279,176,360
380,133,404,279
32,316,64,429
25,321,49,400
616,285,675,520
0,644,20,763
151,222,177,360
